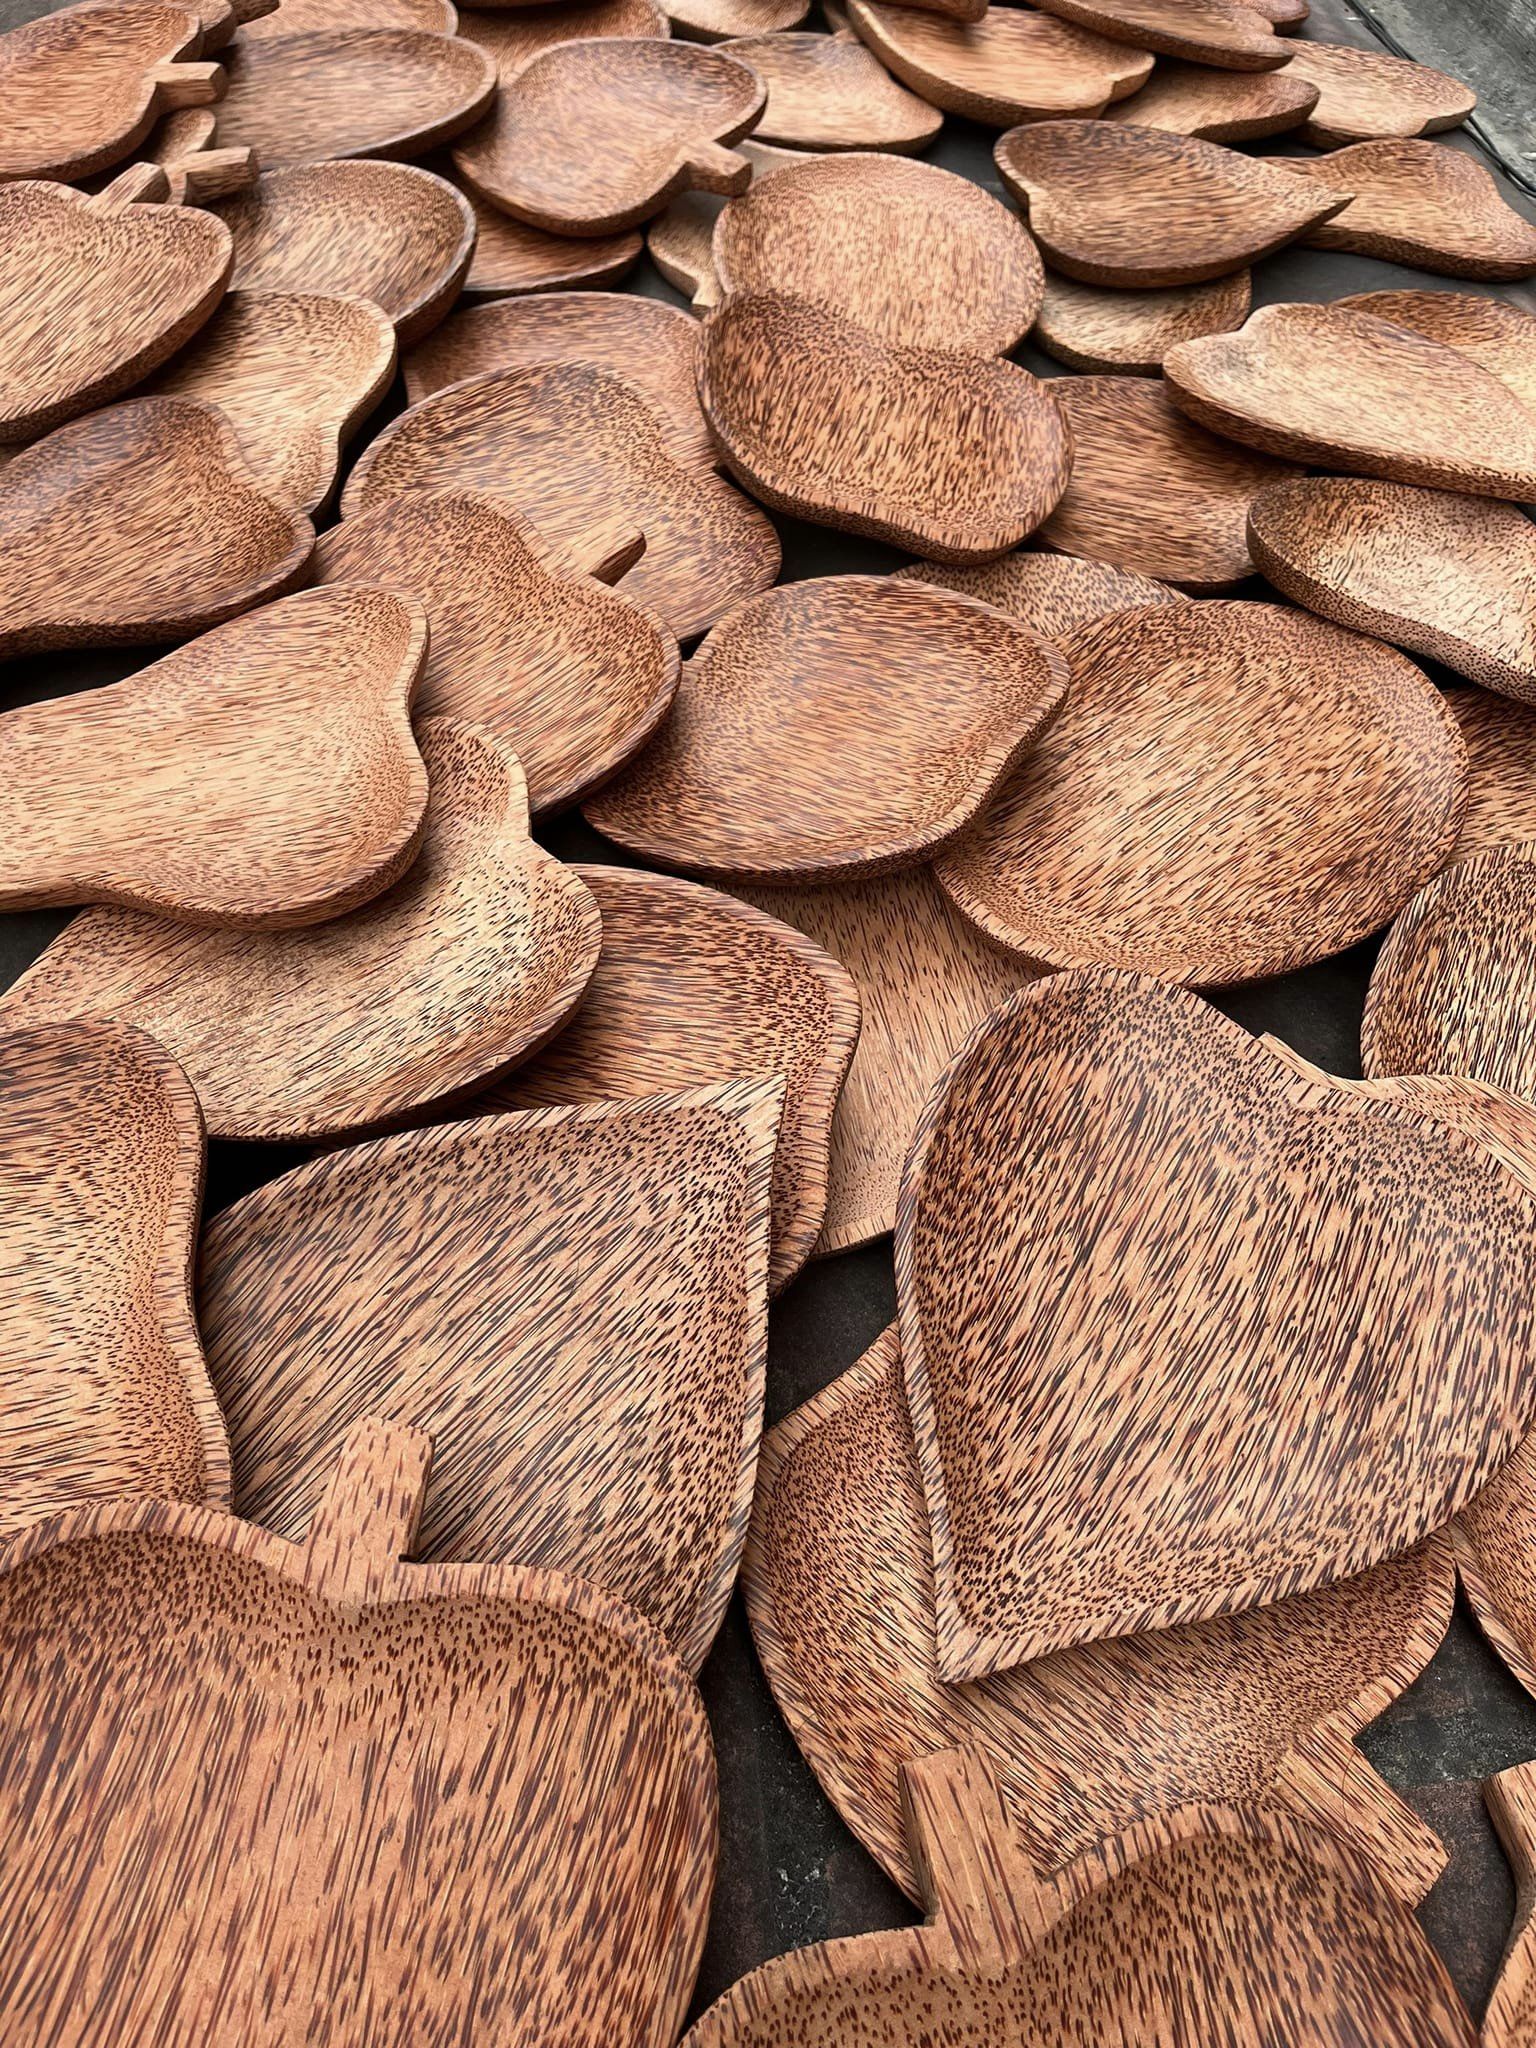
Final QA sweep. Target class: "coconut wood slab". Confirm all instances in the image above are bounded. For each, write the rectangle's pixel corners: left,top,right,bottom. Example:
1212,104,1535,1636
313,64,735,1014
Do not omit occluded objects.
3,722,601,1145
1108,57,1318,138
0,1418,715,2048
1447,688,1536,862
994,121,1349,286
483,865,859,1291
585,575,1068,881
1034,270,1251,375
0,398,312,658
0,586,428,928
1164,302,1536,501
746,1324,1453,1907
1289,140,1536,280
647,136,815,306
720,30,939,150
1486,1764,1536,2045
457,177,643,295
892,551,1183,636
344,362,779,638
1026,0,1289,68
214,29,495,166
198,1080,778,1669
457,0,668,85
1280,38,1476,148
243,0,458,31
1336,288,1536,413
453,39,763,235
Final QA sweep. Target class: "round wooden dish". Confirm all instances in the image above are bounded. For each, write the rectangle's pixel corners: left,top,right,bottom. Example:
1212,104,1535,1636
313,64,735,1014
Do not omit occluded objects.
1033,271,1251,375
647,136,816,307
719,30,940,150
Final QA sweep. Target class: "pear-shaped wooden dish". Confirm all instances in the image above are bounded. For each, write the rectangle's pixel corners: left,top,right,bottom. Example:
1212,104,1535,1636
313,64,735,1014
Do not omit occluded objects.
1034,271,1251,375
456,175,643,296
1446,688,1536,862
0,398,312,658
893,550,1183,636
1108,57,1318,138
711,153,1043,352
198,1080,779,1670
343,362,779,638
586,575,1068,881
1164,302,1536,501
720,29,939,149
1024,0,1290,68
0,585,428,928
936,600,1464,985
3,722,602,1145
699,294,1071,560
453,38,763,234
1485,1763,1536,2045
0,1018,227,1538
214,28,495,165
647,136,814,307
994,121,1349,286
747,1323,1454,1907
0,1417,716,2048
1336,288,1536,413
456,0,669,85
1280,38,1476,147
1288,140,1536,281
241,0,458,31
484,865,859,1291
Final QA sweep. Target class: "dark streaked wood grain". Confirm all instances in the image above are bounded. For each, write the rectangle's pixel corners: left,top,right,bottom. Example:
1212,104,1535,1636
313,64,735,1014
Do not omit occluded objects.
1445,688,1536,862
241,0,457,31
719,30,939,150
891,550,1183,635
1484,1761,1536,2045
1033,269,1251,374
1289,140,1536,280
647,135,815,307
1106,56,1318,138
665,0,807,35
1280,36,1476,147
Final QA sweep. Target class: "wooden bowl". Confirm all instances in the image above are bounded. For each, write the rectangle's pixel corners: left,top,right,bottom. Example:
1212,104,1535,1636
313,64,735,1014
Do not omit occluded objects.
1287,140,1536,281
1022,0,1291,68
1034,270,1251,375
1279,37,1476,148
453,172,643,295
1444,688,1536,863
456,0,668,80
1335,288,1536,412
892,550,1184,636
214,28,495,165
1107,57,1318,139
647,135,815,307
718,30,940,150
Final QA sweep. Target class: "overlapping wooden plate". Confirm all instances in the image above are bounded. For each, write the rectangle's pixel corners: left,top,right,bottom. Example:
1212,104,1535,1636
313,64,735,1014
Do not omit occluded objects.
198,1079,779,1669
699,294,1071,560
647,136,815,306
935,601,1464,984
666,0,808,37
1288,140,1536,280
1336,288,1536,412
455,177,643,296
1107,57,1318,138
452,38,763,234
995,121,1349,286
0,1416,716,2048
1033,271,1251,375
1485,1763,1536,2044
719,30,939,150
0,585,429,928
1023,0,1290,68
241,0,458,31
892,550,1183,636
746,1323,1454,1906
585,575,1068,881
484,865,859,1291
456,0,668,84
1445,688,1536,861
1279,38,1477,147
343,362,779,638
0,398,312,658
3,721,602,1144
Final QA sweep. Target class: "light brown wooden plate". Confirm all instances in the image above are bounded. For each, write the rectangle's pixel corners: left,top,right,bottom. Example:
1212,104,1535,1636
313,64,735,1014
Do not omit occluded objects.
1107,56,1318,138
1164,302,1536,500
1279,37,1476,148
0,397,312,658
343,361,779,638
1023,0,1289,68
0,585,428,928
1485,1763,1536,2045
585,574,1068,881
647,135,815,306
0,1417,715,2048
1445,687,1536,862
892,550,1183,635
3,721,602,1144
665,0,809,39
198,1079,779,1669
1336,288,1536,411
746,1324,1453,1906
699,293,1071,560
456,0,667,84
214,28,495,165
454,172,644,295
149,0,274,47
138,103,254,202
719,29,939,150
994,121,1349,286
1288,140,1536,280
453,38,763,234
1034,270,1251,374
483,864,859,1291
242,0,458,32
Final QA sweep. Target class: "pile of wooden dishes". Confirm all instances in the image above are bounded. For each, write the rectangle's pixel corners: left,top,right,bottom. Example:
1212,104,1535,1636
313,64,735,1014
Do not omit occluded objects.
3,0,1536,2035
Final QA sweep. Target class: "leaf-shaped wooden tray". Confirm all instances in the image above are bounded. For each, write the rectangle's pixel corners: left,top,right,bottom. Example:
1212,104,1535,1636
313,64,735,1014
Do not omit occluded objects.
1107,56,1318,138
1034,270,1251,374
699,293,1071,560
241,0,458,31
897,967,1536,1681
935,600,1464,985
198,1081,778,1669
647,135,815,307
342,362,780,638
214,28,495,165
585,574,1068,881
456,174,643,295
1447,687,1536,861
720,29,939,149
483,865,859,1290
747,1323,1454,1907
711,152,1043,352
893,550,1183,636
0,398,312,658
1024,0,1290,68
994,121,1349,286
0,585,428,928
0,1417,716,2048
456,0,667,85
1486,1762,1536,2045
1280,37,1476,147
453,38,763,234
1164,302,1536,500
1288,140,1536,280
1336,287,1536,412
3,721,601,1144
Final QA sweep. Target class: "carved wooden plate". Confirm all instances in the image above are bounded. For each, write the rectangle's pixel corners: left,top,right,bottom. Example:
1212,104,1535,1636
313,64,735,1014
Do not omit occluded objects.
1485,1763,1536,2044
214,28,495,165
343,362,780,638
1288,140,1536,281
648,136,815,307
892,550,1183,636
1446,688,1536,862
1280,37,1476,147
0,1418,715,2048
1023,0,1290,68
484,865,860,1291
665,0,809,36
455,175,643,296
456,0,668,84
198,1079,779,1670
1335,288,1536,413
719,30,940,150
585,575,1068,881
241,0,458,31
0,585,429,928
1034,270,1251,374
1107,56,1318,138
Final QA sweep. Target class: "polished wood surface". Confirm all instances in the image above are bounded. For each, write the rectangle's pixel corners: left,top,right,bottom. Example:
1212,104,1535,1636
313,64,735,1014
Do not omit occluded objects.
647,134,814,305
456,0,667,84
453,170,643,295
719,29,939,149
1485,1762,1536,2046
1034,269,1250,374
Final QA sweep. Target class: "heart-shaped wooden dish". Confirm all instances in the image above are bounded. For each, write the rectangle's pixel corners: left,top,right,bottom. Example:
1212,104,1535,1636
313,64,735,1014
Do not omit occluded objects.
0,1417,716,2048
1280,37,1477,147
457,0,668,84
585,574,1068,881
647,135,814,306
1485,1763,1536,2044
1034,270,1251,374
711,152,1043,352
198,1080,779,1671
3,721,601,1145
699,294,1072,560
1108,57,1318,138
0,397,312,657
1446,688,1536,861
934,600,1465,985
893,551,1183,635
1023,0,1290,68
994,121,1349,286
484,864,859,1291
1335,288,1536,412
0,585,429,928
720,30,939,149
1289,141,1536,280
455,175,643,295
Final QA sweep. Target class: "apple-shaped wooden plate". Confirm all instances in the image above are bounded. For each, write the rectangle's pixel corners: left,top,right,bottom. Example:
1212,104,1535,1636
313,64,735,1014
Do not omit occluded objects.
719,30,939,150
1034,270,1251,374
1022,0,1290,68
1335,287,1536,412
892,550,1183,636
648,136,815,307
1485,1762,1536,2044
1280,37,1477,147
1445,688,1536,861
455,174,643,295
1108,57,1318,139
456,0,668,82
1288,140,1536,280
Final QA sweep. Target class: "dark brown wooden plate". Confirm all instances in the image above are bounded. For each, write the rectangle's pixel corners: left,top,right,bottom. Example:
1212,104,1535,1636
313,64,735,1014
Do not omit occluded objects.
719,29,940,150
1279,37,1476,147
1107,56,1318,138
1034,270,1251,374
1287,140,1536,281
1024,0,1290,68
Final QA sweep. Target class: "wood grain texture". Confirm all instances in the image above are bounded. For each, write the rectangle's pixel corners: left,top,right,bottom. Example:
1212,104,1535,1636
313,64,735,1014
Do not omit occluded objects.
0,585,429,928
699,293,1071,561
1446,687,1536,862
343,362,779,638
891,549,1183,635
1107,56,1318,138
1280,36,1476,147
137,103,254,203
1288,140,1536,280
214,28,495,165
457,0,667,81
453,38,763,234
132,0,272,49
0,1418,716,2048
454,171,643,295
0,396,311,657
1022,0,1289,68
198,1078,780,1670
585,574,1068,881
665,0,808,39
1485,1762,1536,2046
647,135,814,306
1034,269,1251,374
1334,288,1536,413
2,720,602,1144
242,0,458,32
746,1323,1453,1907
482,863,859,1291
1164,301,1536,500
1461,1437,1536,1726
719,30,939,150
